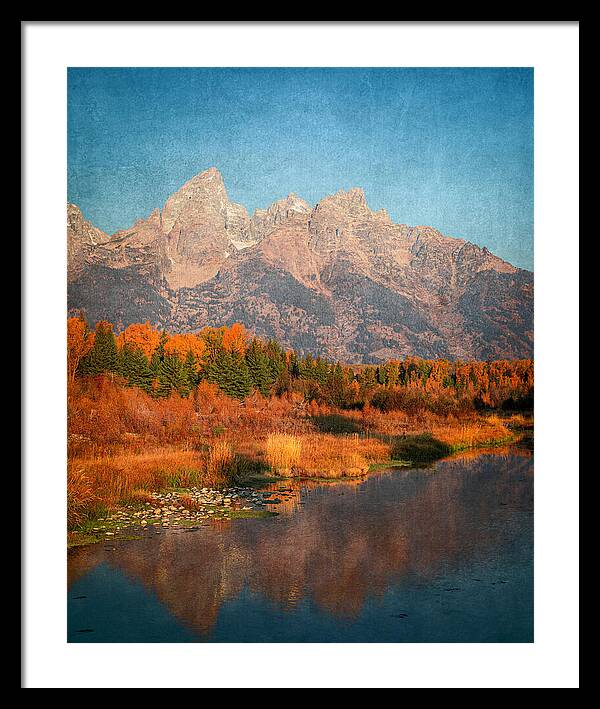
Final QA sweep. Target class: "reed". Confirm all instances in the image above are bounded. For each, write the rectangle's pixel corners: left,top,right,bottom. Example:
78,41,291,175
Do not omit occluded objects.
67,467,99,528
265,432,390,478
265,434,302,475
204,439,234,486
296,433,390,477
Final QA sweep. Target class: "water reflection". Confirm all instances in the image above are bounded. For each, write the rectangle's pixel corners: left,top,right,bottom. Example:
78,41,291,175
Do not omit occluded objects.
68,449,533,642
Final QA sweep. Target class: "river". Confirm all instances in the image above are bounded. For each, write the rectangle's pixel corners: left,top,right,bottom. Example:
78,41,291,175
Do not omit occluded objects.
68,447,533,642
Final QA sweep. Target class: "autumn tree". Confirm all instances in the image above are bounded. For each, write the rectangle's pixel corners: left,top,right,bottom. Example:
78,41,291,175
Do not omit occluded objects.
183,350,200,390
165,333,205,368
116,321,161,360
222,322,248,356
67,317,534,412
67,315,94,383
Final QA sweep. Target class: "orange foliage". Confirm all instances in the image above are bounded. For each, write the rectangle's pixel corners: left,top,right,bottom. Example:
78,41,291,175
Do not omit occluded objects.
116,321,160,358
68,376,198,455
67,318,533,530
291,433,390,478
222,322,248,355
164,332,206,367
67,315,94,383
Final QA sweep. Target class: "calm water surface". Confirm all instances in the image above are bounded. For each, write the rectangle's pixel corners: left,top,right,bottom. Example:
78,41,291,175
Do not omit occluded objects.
68,449,533,642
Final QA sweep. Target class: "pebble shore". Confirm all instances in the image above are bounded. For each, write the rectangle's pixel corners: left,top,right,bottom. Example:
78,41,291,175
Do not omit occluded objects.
70,486,296,546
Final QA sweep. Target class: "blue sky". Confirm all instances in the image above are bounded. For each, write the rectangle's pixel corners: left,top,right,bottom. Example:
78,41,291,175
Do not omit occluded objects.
68,67,533,270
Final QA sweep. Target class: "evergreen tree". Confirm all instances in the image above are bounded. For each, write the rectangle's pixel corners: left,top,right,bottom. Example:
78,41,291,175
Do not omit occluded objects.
300,353,314,380
246,339,273,396
79,321,119,376
183,350,199,391
206,349,252,399
274,367,292,396
326,362,348,407
314,356,330,385
156,353,191,398
119,345,154,392
288,351,300,378
265,339,285,383
150,331,168,374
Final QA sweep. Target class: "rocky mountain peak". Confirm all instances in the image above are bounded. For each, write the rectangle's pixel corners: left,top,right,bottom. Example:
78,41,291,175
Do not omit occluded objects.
68,168,533,361
317,187,366,211
311,187,388,226
308,187,392,247
147,207,162,226
67,204,111,281
67,204,110,246
161,167,230,234
281,193,311,213
249,193,311,243
184,166,225,190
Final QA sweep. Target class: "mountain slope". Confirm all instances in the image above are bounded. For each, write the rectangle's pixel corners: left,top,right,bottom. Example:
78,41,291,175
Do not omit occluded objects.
67,168,533,362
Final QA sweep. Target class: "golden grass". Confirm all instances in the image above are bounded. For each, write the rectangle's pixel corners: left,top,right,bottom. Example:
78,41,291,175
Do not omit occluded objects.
67,468,99,528
68,416,519,528
266,433,391,478
203,439,234,486
430,417,513,451
265,434,302,475
67,448,204,528
67,441,243,528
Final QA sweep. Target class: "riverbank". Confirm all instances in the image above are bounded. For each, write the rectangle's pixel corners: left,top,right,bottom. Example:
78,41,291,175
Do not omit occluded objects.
68,414,530,548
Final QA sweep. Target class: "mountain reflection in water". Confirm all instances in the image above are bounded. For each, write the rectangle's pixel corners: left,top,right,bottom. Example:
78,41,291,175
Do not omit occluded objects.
68,449,533,642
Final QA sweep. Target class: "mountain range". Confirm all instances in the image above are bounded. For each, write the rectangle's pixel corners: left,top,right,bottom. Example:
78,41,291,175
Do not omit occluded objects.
67,167,533,362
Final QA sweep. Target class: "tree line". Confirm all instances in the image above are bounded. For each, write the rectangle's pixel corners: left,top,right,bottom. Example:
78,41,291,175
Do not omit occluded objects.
68,317,533,412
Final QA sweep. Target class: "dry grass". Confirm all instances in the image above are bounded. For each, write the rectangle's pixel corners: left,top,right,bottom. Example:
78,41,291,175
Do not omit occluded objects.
67,442,243,528
265,434,302,475
266,433,391,478
430,416,513,451
299,433,390,477
67,468,99,528
203,439,233,486
67,448,204,528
